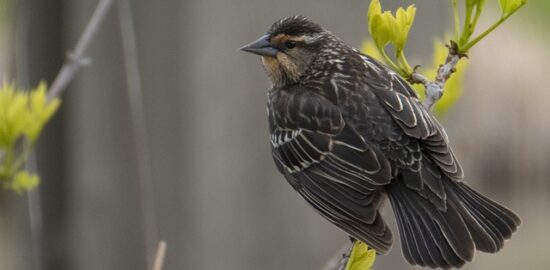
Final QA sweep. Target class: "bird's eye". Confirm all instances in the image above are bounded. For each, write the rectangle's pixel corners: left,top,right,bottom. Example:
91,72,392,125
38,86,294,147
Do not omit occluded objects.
285,40,297,49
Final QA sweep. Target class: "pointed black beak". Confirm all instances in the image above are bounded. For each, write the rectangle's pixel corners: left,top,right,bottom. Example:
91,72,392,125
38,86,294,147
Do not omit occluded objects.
240,34,279,57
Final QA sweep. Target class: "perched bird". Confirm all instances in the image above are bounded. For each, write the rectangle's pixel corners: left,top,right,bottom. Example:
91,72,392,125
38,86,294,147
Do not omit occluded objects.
240,16,520,269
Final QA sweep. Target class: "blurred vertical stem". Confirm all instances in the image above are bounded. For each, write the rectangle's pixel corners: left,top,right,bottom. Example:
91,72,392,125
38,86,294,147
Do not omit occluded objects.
16,0,114,269
26,155,44,270
116,0,159,268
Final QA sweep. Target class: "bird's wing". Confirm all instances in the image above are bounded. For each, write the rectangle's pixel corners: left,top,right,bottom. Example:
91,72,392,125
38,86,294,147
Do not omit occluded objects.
361,54,464,180
268,89,393,252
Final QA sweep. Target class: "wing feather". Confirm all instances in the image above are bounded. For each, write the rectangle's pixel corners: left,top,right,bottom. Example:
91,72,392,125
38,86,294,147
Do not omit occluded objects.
367,66,464,180
269,90,393,251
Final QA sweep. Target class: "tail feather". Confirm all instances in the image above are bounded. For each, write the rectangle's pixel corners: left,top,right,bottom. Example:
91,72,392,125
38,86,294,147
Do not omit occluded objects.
388,176,520,269
388,179,472,269
449,182,521,251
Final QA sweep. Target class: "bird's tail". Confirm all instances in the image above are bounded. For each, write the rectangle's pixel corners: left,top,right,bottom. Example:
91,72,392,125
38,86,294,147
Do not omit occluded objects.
387,176,521,269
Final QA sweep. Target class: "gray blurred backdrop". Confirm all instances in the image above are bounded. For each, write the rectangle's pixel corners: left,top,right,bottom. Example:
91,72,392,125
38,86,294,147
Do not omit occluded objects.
0,0,549,269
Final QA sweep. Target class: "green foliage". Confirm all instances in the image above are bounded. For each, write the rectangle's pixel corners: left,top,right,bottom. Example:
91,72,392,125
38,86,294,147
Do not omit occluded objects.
364,0,526,117
367,0,416,77
345,241,376,270
7,171,40,194
0,81,60,193
455,0,527,52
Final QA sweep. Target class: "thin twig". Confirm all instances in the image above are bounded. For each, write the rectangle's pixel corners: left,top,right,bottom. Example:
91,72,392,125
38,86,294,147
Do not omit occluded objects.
321,241,354,270
14,1,44,269
152,241,167,270
47,0,114,101
26,154,45,270
116,0,159,268
409,41,465,110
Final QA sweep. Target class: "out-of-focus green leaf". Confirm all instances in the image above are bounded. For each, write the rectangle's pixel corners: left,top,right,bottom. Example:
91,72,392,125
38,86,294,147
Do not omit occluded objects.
0,80,60,193
0,82,30,147
26,81,61,141
345,241,376,270
0,81,61,145
7,171,40,194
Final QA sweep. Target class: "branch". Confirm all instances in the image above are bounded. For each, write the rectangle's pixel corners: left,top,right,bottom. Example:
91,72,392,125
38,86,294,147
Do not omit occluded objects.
409,41,465,110
46,0,114,101
152,240,167,270
321,240,354,270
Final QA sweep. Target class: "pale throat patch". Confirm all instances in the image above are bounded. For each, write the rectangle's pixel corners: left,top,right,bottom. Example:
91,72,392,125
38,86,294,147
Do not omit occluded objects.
261,56,283,83
261,53,301,84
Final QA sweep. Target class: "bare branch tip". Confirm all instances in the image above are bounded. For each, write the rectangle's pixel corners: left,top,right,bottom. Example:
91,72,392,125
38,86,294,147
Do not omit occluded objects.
152,240,167,270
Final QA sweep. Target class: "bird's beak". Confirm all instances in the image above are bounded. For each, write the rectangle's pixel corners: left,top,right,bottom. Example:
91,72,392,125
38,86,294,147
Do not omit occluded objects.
240,34,279,57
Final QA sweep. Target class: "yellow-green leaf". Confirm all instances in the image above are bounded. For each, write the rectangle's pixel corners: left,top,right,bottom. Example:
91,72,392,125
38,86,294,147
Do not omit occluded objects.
345,241,376,270
499,0,527,16
25,81,61,141
367,0,382,33
8,171,40,194
394,5,416,52
0,82,31,146
366,0,416,72
370,12,395,50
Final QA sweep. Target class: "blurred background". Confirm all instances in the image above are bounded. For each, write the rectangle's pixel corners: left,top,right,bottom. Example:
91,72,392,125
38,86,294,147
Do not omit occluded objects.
0,0,548,269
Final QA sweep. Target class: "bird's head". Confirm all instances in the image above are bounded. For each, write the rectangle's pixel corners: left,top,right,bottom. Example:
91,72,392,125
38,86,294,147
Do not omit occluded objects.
240,16,328,86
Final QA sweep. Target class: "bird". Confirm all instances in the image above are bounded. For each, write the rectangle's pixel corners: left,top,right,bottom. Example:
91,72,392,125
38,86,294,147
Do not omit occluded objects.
240,16,520,269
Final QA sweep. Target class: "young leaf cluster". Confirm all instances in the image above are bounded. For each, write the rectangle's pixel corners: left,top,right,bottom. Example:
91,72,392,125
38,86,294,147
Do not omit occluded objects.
367,0,416,77
344,241,376,270
364,0,526,116
0,81,60,193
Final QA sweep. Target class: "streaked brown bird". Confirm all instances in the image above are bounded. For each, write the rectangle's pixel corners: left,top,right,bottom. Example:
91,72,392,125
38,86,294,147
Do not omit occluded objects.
240,16,520,269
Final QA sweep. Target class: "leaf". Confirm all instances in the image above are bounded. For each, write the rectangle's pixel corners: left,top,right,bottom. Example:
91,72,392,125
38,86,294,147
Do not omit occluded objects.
499,0,527,16
7,171,40,194
345,241,376,270
367,0,382,33
0,80,60,193
25,81,61,141
370,12,395,50
366,0,416,73
394,5,416,52
0,82,31,147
